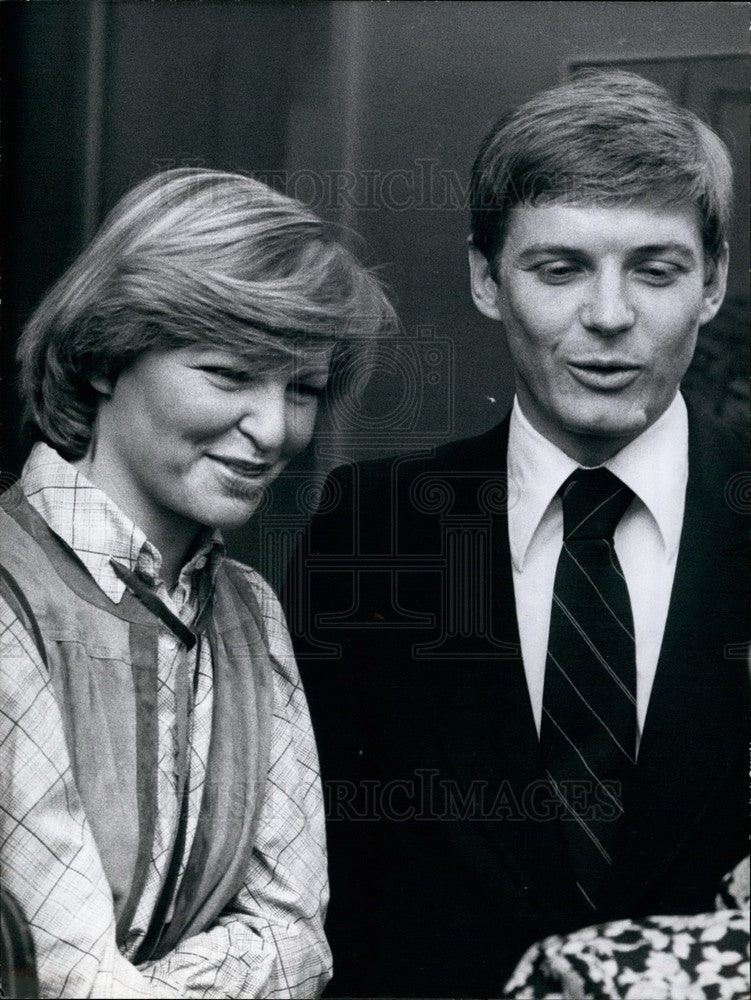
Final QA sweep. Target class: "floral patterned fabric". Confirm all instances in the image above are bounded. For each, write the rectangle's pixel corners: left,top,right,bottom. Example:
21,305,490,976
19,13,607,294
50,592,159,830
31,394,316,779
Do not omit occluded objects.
504,859,749,1000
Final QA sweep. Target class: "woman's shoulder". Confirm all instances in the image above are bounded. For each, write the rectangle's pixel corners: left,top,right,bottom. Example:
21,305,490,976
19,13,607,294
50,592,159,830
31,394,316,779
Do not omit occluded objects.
218,558,294,664
219,557,280,608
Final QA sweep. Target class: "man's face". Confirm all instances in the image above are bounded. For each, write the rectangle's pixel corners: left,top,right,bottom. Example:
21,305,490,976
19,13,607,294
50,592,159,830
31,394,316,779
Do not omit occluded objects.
469,202,727,462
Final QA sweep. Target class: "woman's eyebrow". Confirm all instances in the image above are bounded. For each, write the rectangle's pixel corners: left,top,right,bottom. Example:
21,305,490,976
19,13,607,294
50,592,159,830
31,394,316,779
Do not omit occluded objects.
293,366,330,381
293,351,333,375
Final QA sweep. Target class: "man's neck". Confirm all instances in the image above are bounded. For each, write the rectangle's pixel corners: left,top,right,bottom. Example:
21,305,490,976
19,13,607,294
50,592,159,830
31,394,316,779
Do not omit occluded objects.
548,433,635,468
513,396,676,468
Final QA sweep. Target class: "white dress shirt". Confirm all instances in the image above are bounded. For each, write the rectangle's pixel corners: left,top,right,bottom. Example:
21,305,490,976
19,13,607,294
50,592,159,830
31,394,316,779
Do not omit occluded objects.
507,394,688,748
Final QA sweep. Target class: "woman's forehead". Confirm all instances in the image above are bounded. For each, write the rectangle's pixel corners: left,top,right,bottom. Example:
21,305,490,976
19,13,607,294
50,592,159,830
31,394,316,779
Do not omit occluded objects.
179,341,334,372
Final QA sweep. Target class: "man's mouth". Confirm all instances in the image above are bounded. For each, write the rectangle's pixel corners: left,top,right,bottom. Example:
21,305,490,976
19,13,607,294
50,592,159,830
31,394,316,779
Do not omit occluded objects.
567,362,642,391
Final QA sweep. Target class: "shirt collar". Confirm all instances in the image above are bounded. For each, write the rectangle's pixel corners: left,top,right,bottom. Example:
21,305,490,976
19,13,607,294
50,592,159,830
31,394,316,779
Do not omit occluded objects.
507,393,688,570
22,442,224,603
508,399,578,571
605,393,687,559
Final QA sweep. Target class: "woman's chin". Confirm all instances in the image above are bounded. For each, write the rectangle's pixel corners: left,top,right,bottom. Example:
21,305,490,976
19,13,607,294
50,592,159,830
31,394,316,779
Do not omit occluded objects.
202,493,269,531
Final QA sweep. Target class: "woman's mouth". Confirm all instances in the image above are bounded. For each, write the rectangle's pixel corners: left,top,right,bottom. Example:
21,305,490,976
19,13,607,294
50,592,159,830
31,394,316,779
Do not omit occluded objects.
208,455,275,480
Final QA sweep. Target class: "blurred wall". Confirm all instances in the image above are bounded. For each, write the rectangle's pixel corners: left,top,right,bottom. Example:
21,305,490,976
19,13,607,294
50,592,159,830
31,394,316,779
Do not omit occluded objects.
1,0,331,477
1,1,747,579
285,1,748,459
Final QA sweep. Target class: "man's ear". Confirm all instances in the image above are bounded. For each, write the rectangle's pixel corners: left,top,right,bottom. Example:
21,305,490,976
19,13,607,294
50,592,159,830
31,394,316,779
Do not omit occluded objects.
467,239,504,321
89,374,114,398
699,242,729,326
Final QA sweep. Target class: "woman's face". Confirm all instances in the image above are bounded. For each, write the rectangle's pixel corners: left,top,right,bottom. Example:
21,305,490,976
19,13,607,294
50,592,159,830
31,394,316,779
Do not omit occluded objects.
84,345,330,549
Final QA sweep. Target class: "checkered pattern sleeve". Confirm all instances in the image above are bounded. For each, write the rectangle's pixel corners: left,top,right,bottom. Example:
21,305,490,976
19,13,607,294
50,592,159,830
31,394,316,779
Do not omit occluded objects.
138,567,332,998
1,568,331,999
0,594,169,999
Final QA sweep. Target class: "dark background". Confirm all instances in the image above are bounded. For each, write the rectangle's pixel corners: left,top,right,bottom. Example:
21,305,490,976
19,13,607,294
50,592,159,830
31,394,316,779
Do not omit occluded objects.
1,1,747,581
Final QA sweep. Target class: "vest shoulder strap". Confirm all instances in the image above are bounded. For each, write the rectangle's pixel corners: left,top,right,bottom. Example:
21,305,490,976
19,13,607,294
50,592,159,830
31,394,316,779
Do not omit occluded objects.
0,562,48,669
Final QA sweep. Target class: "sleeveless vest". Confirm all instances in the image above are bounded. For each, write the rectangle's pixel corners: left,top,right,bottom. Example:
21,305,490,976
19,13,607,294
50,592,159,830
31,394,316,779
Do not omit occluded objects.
0,485,273,961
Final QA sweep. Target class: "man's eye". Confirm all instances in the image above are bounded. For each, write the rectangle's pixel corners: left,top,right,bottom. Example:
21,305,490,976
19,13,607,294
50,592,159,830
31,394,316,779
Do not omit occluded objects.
635,262,681,285
534,262,580,283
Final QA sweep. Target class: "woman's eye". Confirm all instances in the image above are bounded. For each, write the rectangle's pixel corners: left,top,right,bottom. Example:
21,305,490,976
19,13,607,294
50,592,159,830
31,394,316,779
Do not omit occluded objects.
289,380,327,400
202,366,252,385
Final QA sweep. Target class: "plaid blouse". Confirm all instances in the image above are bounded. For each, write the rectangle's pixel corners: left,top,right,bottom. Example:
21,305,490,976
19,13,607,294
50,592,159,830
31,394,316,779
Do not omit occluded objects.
0,444,331,998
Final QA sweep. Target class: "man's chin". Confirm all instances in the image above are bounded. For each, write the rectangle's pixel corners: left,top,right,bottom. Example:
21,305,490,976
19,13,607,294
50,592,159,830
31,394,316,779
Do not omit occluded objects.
543,403,656,463
562,398,655,440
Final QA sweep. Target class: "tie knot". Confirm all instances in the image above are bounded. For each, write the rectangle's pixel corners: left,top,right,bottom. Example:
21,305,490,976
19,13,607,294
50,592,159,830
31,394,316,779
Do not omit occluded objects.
560,467,633,541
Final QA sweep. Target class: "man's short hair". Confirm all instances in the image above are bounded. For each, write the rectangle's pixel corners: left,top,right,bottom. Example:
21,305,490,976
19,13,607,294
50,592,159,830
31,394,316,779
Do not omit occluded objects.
470,70,733,266
18,168,396,460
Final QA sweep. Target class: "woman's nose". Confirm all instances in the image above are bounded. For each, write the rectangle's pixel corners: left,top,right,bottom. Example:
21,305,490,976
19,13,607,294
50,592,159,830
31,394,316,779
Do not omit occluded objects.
579,272,636,335
237,381,288,454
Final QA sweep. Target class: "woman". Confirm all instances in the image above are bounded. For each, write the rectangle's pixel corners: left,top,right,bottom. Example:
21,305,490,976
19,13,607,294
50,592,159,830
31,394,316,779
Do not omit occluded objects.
0,168,395,998
503,856,750,999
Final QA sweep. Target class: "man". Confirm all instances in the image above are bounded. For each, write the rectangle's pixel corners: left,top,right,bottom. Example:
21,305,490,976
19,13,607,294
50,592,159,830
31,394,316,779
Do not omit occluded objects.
285,72,749,996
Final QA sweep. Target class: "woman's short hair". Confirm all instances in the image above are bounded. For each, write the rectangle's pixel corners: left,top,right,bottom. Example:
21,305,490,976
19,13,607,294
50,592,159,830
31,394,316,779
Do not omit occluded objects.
19,168,397,459
470,70,733,267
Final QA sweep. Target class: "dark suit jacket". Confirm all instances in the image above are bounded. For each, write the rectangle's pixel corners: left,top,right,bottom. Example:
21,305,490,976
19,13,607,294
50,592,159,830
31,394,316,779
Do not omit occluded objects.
285,402,749,998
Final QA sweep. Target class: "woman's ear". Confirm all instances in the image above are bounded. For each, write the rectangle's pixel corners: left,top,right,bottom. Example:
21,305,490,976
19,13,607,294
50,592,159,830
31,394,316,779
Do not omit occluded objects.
699,242,729,326
89,374,114,398
467,239,504,321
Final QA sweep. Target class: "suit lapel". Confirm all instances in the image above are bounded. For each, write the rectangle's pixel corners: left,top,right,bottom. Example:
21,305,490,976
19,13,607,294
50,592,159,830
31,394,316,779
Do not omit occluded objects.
419,418,584,921
613,406,749,905
418,407,748,919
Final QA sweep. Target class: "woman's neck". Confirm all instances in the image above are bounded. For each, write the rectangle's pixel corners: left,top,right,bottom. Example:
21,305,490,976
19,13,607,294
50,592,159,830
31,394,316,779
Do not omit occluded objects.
71,452,200,590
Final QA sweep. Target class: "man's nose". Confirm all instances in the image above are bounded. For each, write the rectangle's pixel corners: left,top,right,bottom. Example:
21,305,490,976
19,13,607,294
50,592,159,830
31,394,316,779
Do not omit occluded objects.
579,273,635,335
237,382,288,454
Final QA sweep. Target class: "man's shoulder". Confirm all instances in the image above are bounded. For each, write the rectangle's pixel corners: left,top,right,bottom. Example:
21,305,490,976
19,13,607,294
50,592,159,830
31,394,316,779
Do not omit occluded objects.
685,398,749,483
325,415,512,500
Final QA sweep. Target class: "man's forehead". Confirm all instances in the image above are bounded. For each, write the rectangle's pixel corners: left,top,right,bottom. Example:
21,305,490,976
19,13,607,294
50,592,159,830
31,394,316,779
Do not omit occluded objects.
501,200,704,254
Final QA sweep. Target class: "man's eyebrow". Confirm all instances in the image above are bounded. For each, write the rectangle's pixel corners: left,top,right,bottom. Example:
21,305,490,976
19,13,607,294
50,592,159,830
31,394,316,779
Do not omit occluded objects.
514,244,585,260
513,242,700,262
627,243,699,262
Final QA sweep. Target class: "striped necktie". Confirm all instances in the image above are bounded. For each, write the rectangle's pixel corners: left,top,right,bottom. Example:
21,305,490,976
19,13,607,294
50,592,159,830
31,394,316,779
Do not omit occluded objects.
540,466,636,912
